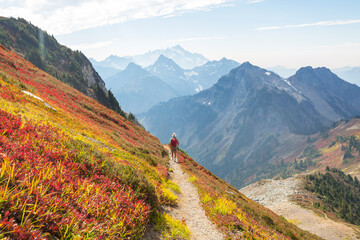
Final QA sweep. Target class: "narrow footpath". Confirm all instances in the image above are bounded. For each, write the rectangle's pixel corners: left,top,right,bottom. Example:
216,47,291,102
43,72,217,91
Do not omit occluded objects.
164,146,224,240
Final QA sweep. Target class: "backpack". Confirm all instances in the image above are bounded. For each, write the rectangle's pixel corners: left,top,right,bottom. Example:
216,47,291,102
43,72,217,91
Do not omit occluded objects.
171,138,178,147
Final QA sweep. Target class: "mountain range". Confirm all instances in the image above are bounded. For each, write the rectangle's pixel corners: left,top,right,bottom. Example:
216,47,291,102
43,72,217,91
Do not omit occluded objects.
141,62,360,187
268,65,360,86
91,44,208,72
105,55,239,114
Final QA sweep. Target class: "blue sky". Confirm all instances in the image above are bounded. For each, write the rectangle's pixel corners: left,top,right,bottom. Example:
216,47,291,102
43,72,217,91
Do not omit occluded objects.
1,0,359,68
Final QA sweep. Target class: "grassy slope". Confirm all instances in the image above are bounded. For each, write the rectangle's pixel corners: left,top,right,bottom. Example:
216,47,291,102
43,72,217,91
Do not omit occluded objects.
0,44,183,239
0,44,320,239
256,118,360,182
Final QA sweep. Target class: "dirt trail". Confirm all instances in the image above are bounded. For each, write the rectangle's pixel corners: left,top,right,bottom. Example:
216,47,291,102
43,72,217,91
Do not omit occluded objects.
240,178,359,240
165,146,224,240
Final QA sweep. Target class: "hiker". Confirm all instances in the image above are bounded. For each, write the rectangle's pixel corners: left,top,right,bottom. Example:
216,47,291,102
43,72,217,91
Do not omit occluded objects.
169,133,179,162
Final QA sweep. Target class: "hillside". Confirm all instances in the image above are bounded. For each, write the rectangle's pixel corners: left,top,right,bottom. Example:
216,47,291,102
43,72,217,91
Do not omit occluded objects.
0,43,172,239
0,17,123,115
0,44,320,239
272,117,360,180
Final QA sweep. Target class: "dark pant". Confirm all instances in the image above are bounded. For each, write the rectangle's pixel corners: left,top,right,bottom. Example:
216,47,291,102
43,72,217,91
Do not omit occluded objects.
170,146,177,157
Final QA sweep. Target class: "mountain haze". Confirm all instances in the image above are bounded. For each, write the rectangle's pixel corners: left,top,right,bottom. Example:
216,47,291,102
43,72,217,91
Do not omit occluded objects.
106,62,179,113
147,55,197,96
92,45,208,74
91,55,134,70
266,65,297,78
188,57,240,91
101,55,239,114
332,66,360,86
89,58,121,79
133,44,208,69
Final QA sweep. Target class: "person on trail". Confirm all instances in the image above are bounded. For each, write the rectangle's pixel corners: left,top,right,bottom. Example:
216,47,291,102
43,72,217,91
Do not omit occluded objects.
169,133,179,162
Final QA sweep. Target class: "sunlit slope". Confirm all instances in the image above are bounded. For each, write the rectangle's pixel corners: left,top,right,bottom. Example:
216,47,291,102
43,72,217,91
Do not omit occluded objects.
290,118,360,178
0,44,179,239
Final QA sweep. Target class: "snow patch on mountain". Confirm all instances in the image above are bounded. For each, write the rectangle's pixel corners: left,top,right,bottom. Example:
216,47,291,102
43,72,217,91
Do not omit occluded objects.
195,85,203,93
283,78,301,93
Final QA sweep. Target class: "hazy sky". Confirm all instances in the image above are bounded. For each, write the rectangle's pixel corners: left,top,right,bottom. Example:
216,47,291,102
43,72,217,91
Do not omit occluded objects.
1,0,359,68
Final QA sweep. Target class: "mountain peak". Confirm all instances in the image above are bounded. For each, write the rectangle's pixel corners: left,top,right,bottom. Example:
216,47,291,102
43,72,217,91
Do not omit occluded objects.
154,54,180,68
240,61,254,68
295,66,334,79
157,54,170,61
105,54,119,61
231,61,258,73
124,62,143,71
172,44,185,51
